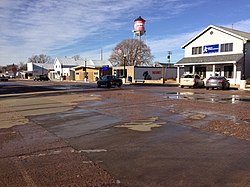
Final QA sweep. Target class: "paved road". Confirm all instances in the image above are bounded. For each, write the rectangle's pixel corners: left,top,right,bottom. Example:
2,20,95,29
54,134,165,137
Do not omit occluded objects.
0,80,250,186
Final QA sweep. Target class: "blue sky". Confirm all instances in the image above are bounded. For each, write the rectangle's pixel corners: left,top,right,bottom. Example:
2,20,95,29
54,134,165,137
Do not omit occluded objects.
1,0,250,66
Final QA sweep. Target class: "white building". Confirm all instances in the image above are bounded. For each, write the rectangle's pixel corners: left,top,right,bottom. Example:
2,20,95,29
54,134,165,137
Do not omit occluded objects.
113,65,179,83
27,62,54,78
52,57,112,80
175,25,250,85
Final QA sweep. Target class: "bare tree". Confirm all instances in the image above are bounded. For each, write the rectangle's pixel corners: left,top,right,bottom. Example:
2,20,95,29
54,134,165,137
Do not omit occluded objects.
27,54,52,64
109,39,154,66
18,62,27,71
72,55,81,61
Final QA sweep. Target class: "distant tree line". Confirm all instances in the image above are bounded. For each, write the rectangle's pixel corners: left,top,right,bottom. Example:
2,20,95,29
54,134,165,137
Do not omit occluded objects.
27,54,53,64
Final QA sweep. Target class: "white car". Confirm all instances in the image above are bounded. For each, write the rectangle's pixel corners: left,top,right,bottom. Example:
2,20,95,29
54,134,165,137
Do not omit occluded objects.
180,74,204,88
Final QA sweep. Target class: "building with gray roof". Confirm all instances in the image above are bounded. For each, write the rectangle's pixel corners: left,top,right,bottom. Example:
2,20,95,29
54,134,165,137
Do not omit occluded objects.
175,25,250,85
53,57,112,80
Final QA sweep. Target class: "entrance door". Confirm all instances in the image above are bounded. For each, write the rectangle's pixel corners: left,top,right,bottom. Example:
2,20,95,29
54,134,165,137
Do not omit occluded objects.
195,67,206,79
215,68,221,76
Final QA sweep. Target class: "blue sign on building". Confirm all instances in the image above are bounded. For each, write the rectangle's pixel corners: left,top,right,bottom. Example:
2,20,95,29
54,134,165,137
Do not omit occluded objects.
203,44,219,54
102,65,109,71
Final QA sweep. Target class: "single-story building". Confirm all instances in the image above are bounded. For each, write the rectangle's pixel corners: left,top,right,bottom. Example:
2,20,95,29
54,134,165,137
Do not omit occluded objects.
113,65,179,83
27,62,54,79
72,65,112,82
175,25,250,85
71,60,112,81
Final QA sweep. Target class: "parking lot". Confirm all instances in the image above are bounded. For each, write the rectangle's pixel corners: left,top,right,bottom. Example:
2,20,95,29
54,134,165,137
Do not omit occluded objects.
0,79,250,186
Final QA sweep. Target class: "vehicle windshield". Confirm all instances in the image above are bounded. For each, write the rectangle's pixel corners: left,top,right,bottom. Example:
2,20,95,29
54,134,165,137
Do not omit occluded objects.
102,75,114,80
209,76,225,80
182,74,194,78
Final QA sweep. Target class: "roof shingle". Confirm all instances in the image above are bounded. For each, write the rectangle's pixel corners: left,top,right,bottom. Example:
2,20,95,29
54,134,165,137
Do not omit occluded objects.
217,26,250,40
176,54,243,65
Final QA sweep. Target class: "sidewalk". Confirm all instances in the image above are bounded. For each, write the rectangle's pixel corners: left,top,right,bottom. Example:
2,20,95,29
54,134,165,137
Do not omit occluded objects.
0,123,120,187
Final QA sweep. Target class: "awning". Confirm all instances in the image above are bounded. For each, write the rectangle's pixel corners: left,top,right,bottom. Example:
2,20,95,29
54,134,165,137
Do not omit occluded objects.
175,53,243,66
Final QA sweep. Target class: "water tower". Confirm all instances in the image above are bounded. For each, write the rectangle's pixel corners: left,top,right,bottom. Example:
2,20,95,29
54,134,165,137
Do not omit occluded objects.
133,16,146,64
133,16,146,37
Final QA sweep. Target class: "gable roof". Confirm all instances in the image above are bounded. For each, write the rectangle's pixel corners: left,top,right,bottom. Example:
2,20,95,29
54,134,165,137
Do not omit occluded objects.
55,58,84,66
56,57,113,69
36,63,54,70
182,25,250,48
89,60,112,68
217,26,250,40
28,62,54,70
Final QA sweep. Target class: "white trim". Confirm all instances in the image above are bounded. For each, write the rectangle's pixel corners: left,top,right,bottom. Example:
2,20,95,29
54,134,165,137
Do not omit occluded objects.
177,66,180,83
233,64,237,85
182,25,246,48
212,65,215,76
176,61,236,66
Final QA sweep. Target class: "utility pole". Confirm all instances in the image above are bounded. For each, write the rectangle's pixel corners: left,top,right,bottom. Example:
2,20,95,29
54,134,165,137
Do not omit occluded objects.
101,48,103,61
167,51,172,66
84,59,87,82
123,54,127,78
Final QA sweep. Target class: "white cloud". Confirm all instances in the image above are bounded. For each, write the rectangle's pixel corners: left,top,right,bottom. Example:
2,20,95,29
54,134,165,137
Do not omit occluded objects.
0,0,148,64
224,19,250,33
1,0,249,66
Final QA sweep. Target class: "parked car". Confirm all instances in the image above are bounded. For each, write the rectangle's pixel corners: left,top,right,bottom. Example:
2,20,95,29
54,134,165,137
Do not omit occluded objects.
0,75,8,81
33,75,50,81
97,75,122,88
206,76,230,90
180,74,204,88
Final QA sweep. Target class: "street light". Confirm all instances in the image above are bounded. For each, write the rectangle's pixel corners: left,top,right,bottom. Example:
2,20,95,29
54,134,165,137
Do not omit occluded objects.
123,54,127,78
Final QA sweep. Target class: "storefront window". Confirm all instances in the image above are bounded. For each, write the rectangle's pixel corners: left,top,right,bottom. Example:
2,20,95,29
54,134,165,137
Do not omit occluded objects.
224,65,233,78
189,67,193,73
114,69,126,78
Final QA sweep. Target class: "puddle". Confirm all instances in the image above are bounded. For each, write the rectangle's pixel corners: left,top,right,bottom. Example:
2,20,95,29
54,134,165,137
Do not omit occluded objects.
50,85,95,90
188,113,206,120
164,92,250,104
115,117,166,132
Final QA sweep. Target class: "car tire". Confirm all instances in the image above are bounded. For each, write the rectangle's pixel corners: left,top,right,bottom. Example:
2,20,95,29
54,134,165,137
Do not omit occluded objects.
97,83,101,88
180,85,184,88
117,83,122,88
206,87,209,90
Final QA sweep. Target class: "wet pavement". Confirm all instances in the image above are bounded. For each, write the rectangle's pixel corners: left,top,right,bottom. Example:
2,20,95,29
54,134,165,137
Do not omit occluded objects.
0,81,250,186
0,124,119,187
32,88,250,186
164,91,250,104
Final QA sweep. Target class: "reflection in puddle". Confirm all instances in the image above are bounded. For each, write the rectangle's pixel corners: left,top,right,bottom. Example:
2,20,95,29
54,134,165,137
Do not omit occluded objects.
165,92,250,104
189,113,206,120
